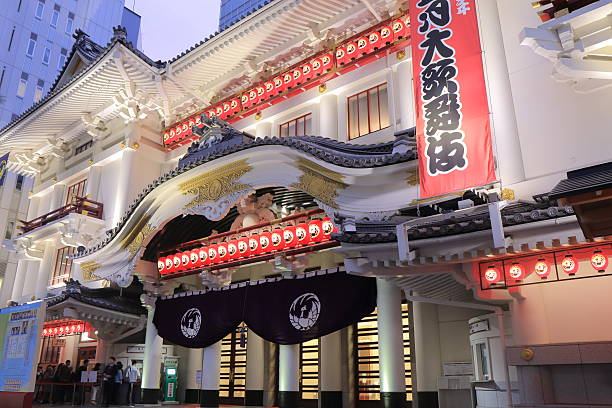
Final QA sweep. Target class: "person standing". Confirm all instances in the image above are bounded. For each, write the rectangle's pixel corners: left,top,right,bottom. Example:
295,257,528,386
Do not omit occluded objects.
90,363,102,405
42,365,55,403
125,361,141,406
54,360,72,403
74,359,89,404
101,357,117,407
113,361,124,405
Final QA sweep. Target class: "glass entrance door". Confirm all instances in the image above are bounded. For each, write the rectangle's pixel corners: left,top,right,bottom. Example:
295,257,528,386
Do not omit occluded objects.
299,338,319,407
219,323,248,404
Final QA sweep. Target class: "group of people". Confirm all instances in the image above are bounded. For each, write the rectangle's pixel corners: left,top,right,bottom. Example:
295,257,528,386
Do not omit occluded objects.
35,357,141,406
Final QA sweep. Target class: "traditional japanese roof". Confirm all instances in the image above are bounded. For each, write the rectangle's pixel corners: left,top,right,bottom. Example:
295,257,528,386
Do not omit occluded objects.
46,278,146,316
549,161,612,199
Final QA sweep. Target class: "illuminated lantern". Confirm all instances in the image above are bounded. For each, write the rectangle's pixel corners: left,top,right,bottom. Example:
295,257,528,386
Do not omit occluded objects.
249,235,261,256
199,247,209,268
256,85,266,102
271,228,285,252
174,125,182,142
534,259,551,279
308,219,324,243
165,257,174,273
283,225,298,248
181,122,190,138
301,62,313,81
249,88,259,106
227,240,239,261
241,92,251,109
346,41,358,60
322,217,336,239
222,101,232,118
181,251,191,270
321,53,334,72
508,262,525,281
591,250,608,272
561,254,579,276
43,328,48,336
163,132,170,146
237,236,250,258
380,25,393,45
217,242,229,263
167,128,176,145
357,36,369,56
273,76,285,94
283,71,295,90
230,98,241,114
157,258,166,274
296,223,311,246
77,324,83,332
293,68,304,86
194,115,203,127
206,109,217,119
59,326,64,335
311,57,323,76
71,325,76,333
53,327,58,335
173,254,182,272
369,30,381,51
336,45,348,66
392,18,408,41
264,81,275,100
190,249,200,268
259,231,272,254
208,244,219,264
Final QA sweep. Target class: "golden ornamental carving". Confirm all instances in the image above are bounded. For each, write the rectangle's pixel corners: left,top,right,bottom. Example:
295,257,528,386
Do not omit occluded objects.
178,160,253,209
121,213,156,257
501,188,515,201
80,261,101,282
291,159,347,209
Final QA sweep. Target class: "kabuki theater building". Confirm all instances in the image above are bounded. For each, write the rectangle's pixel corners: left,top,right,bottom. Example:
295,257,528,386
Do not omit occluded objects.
2,1,612,407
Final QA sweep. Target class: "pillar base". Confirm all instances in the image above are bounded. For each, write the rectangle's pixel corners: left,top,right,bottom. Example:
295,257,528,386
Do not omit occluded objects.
381,392,407,408
417,391,439,408
245,389,264,406
278,390,299,408
185,389,200,403
141,388,160,404
199,389,219,407
320,391,342,408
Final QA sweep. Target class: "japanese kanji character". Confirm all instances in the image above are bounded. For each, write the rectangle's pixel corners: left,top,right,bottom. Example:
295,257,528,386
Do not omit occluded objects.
426,131,467,174
417,0,452,33
420,58,458,100
423,92,462,136
419,29,454,66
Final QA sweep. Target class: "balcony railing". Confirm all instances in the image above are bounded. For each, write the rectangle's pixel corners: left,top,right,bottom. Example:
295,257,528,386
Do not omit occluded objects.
533,0,600,21
18,197,103,234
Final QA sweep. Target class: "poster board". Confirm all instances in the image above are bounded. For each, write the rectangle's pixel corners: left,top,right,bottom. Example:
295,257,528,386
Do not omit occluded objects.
0,301,45,392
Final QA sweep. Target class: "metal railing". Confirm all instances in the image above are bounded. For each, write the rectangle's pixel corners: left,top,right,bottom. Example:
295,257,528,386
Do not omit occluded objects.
18,196,103,234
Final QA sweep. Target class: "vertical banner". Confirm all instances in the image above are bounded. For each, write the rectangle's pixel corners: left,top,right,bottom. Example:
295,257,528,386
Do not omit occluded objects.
0,302,46,392
0,153,9,186
410,0,496,198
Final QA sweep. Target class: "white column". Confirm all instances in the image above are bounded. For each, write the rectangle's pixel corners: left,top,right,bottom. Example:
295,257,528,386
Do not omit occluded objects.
185,348,203,390
376,278,406,406
0,262,17,306
49,183,67,212
10,260,30,302
26,196,40,220
319,93,338,140
95,338,110,364
0,171,17,236
320,330,343,407
142,307,163,402
412,301,442,395
255,121,272,139
85,165,102,201
279,344,300,408
112,149,136,226
245,329,265,405
396,60,416,130
475,0,525,186
21,259,41,301
34,242,55,299
200,341,222,406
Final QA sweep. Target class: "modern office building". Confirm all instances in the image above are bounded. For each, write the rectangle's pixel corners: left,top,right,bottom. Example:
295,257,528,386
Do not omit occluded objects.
1,1,612,408
219,0,268,29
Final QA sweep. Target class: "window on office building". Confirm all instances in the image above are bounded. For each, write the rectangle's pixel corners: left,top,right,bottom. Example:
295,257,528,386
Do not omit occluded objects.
279,113,312,137
34,79,44,102
26,33,37,57
42,47,51,65
66,12,74,35
347,83,390,140
58,48,67,70
8,27,15,51
5,221,14,240
15,174,24,191
17,72,28,98
17,0,23,12
50,4,60,27
51,246,76,286
35,0,45,19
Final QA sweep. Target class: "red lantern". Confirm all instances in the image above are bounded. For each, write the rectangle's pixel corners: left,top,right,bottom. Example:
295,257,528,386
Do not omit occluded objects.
222,101,231,117
165,257,174,273
256,85,266,102
53,327,58,335
483,265,502,283
336,45,348,66
295,223,311,246
273,76,285,94
181,251,191,270
308,219,324,243
590,250,608,272
215,105,224,119
167,128,176,145
369,30,381,51
561,254,579,275
346,41,358,60
283,225,298,248
227,240,239,261
301,62,313,81
248,88,259,106
208,244,219,264
380,25,393,45
217,242,229,263
320,53,333,72
237,236,250,258
534,259,551,279
163,132,170,146
199,247,209,268
508,262,525,281
230,98,241,114
43,328,48,336
259,231,272,254
172,254,182,272
392,18,407,41
59,326,64,335
190,249,200,268
283,71,295,90
249,235,261,256
77,324,83,332
357,36,370,56
174,125,183,141
322,217,336,239
264,81,275,99
311,57,323,76
271,228,285,252
241,92,251,109
157,258,166,274
292,68,304,86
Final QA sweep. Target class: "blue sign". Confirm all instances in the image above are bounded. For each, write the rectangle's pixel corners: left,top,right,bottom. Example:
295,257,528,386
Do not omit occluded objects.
0,153,9,187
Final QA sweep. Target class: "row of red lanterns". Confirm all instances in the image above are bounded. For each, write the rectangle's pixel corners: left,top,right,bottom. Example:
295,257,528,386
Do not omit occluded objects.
42,322,87,337
162,16,408,147
483,250,609,284
158,218,336,275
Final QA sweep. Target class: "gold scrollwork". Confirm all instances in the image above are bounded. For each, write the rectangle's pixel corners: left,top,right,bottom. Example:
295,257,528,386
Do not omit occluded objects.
80,261,101,282
178,160,253,209
291,158,347,209
121,213,156,257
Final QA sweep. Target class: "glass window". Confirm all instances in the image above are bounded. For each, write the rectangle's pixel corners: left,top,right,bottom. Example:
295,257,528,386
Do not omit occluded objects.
15,175,24,191
26,33,37,57
279,113,312,137
347,83,390,140
17,0,22,12
42,47,51,65
17,72,28,98
51,246,76,286
300,338,319,399
8,27,15,51
35,1,45,20
34,85,43,103
5,221,14,240
58,48,67,70
50,5,60,27
66,13,74,35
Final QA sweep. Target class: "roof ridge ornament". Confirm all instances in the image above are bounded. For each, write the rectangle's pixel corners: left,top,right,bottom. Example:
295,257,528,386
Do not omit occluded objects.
112,25,128,42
